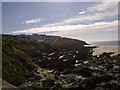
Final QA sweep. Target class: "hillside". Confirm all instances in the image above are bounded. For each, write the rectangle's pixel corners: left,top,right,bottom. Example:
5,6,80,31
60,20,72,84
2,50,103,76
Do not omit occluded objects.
2,34,93,87
2,38,36,86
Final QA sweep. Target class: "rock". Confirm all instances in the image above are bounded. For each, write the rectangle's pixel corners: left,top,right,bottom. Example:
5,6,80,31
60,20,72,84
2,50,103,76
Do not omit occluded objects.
2,80,19,90
83,61,89,64
41,79,55,88
99,52,114,58
81,77,97,89
87,74,112,84
24,72,36,78
62,74,82,83
50,83,62,90
72,67,94,77
94,74,113,83
106,81,120,89
79,74,113,89
93,87,106,90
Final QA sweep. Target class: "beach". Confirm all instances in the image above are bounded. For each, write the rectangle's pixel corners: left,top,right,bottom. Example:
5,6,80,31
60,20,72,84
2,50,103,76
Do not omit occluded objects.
93,46,120,56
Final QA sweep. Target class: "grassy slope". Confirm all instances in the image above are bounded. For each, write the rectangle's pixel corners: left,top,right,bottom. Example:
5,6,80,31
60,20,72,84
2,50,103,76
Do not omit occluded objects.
2,38,37,86
2,35,89,86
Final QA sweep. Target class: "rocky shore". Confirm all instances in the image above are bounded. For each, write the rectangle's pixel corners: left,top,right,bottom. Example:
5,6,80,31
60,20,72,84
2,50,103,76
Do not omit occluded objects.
18,52,120,90
2,35,120,90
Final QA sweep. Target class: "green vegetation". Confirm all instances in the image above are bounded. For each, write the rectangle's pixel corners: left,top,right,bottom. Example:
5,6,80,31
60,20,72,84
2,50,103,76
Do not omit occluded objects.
2,38,37,86
2,34,92,87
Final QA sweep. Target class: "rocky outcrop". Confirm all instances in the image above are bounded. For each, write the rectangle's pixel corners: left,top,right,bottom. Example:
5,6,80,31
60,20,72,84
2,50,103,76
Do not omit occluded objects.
17,52,120,90
2,80,19,90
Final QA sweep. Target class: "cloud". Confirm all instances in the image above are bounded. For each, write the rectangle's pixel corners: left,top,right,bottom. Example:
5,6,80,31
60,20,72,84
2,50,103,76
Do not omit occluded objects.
13,20,118,34
23,18,43,24
78,11,86,15
43,2,117,27
52,20,118,42
87,1,116,12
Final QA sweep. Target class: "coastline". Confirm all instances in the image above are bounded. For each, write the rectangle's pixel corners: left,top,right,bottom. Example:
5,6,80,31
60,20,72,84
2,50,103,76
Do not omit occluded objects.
93,46,119,56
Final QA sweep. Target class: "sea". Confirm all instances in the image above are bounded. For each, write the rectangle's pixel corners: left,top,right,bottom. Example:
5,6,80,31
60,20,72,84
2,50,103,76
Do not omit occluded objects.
90,41,120,56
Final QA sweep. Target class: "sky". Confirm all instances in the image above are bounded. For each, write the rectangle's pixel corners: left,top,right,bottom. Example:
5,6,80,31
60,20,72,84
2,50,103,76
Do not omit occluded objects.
2,1,118,43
